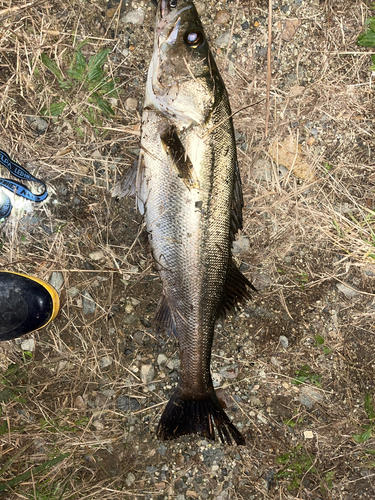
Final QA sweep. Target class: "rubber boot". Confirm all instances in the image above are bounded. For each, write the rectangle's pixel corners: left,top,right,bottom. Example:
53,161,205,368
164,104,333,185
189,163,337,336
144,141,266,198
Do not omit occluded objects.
0,271,59,341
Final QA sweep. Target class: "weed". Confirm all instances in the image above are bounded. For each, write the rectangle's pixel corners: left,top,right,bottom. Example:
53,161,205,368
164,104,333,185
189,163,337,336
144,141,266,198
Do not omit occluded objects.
292,364,322,388
276,443,316,490
40,42,118,129
353,394,375,443
357,2,375,71
315,334,331,355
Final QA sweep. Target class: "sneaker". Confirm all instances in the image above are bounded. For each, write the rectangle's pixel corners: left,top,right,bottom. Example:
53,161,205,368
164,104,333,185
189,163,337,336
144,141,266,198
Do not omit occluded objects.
0,271,60,341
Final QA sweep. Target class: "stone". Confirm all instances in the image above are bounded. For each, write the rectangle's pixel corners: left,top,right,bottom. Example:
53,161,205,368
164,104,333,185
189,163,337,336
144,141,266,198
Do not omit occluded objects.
93,420,104,430
219,364,239,379
68,286,79,298
304,430,314,439
157,444,167,456
117,395,140,411
82,290,96,314
140,364,155,385
214,10,230,24
75,395,86,409
232,235,250,255
125,97,138,111
336,282,360,298
21,338,35,352
279,335,289,348
166,358,181,370
100,356,113,369
121,8,145,24
49,272,64,293
212,372,223,387
133,330,145,346
299,386,323,409
253,159,272,182
89,250,104,261
26,115,48,135
215,31,231,48
157,353,167,366
125,472,135,486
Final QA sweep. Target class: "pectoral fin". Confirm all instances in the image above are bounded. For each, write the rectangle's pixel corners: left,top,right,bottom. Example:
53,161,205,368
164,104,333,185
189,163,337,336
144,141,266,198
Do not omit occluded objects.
159,125,200,190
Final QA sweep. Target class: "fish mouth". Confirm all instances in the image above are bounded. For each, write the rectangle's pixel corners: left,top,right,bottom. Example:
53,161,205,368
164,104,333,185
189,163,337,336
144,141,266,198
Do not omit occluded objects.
159,0,178,19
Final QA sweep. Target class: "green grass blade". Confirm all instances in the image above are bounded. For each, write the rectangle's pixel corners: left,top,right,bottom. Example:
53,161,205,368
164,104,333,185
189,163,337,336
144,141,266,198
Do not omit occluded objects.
40,54,64,82
0,453,69,492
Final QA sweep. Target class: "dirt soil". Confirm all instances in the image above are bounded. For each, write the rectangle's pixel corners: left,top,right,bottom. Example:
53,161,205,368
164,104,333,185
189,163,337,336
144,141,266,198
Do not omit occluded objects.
0,0,375,498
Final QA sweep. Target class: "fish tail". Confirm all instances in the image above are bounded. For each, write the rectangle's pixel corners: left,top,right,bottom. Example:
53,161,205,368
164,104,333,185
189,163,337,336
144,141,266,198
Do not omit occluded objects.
157,387,245,445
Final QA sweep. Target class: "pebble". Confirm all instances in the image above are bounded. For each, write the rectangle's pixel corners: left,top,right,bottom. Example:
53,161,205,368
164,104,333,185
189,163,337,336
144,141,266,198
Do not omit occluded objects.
232,235,250,255
21,338,35,352
26,115,48,135
100,356,113,369
220,364,239,379
299,386,323,408
133,330,146,346
140,364,155,385
101,389,115,398
336,282,360,298
75,395,86,409
117,395,141,411
157,444,167,456
252,272,272,290
68,286,79,298
202,447,225,467
215,32,231,48
279,335,289,348
166,358,181,370
49,271,64,293
121,8,145,25
125,472,135,486
215,489,231,500
125,97,138,111
93,420,104,431
252,159,272,182
304,430,314,439
89,250,104,261
157,353,167,366
82,290,96,314
214,10,230,24
212,372,223,387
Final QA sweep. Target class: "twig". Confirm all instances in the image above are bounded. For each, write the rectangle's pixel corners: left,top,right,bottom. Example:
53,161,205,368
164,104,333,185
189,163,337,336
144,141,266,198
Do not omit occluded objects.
265,0,273,137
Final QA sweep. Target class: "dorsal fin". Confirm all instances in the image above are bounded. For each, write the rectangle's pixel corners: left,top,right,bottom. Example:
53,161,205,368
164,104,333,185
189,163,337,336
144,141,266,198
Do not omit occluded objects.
230,161,244,244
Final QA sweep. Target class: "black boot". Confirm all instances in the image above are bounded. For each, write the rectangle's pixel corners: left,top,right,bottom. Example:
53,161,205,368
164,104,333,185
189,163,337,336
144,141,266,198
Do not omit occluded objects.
0,271,60,341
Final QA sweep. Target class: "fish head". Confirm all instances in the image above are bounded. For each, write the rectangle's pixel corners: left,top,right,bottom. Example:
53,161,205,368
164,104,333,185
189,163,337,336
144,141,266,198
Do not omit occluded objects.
147,0,223,126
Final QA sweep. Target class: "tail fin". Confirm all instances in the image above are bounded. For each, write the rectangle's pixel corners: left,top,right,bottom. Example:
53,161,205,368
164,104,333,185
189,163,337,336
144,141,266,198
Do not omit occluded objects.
157,387,245,445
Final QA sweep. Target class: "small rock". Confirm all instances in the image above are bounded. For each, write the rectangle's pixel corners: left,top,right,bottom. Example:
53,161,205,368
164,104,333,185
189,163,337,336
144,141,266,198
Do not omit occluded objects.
212,372,223,387
232,235,250,255
270,356,280,366
279,335,289,348
26,115,48,135
252,272,272,290
125,97,138,111
157,353,168,366
257,411,268,424
57,360,67,373
95,393,107,408
117,395,141,411
49,271,64,293
68,286,79,298
336,282,360,298
215,488,231,500
133,330,145,346
21,338,35,352
75,395,86,409
146,465,158,473
140,364,155,385
281,19,301,42
215,31,231,48
125,472,135,486
241,21,249,30
89,250,104,261
299,386,323,408
216,388,231,409
101,389,115,398
157,444,167,456
253,159,272,182
214,10,230,24
100,357,113,369
131,297,141,306
155,482,166,490
82,291,96,314
93,420,104,431
220,364,239,379
166,358,181,371
121,8,145,24
304,430,314,439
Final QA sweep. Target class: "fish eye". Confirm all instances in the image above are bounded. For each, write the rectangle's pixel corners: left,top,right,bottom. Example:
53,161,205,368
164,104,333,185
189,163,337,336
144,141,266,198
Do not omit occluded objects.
169,0,177,8
184,30,204,47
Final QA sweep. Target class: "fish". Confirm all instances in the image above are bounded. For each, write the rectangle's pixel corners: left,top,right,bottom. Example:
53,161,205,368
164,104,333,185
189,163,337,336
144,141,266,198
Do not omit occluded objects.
119,0,255,445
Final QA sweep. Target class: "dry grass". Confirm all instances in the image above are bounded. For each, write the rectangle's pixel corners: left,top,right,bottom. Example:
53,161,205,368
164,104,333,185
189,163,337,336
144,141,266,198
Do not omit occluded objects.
0,0,375,498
